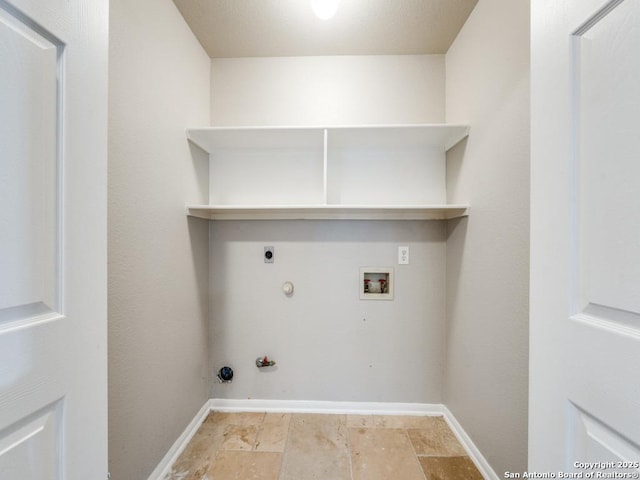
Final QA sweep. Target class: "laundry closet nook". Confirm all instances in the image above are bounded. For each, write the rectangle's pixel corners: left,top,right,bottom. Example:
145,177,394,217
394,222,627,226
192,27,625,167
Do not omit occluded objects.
107,0,530,479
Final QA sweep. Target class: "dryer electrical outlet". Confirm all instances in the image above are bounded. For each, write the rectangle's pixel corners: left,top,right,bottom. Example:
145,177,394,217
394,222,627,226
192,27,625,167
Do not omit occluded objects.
264,246,274,263
398,246,409,265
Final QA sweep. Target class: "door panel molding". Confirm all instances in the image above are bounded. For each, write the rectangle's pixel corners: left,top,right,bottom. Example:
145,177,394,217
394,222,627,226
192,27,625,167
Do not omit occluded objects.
0,0,65,330
569,402,640,472
570,0,640,321
572,304,640,339
0,399,63,479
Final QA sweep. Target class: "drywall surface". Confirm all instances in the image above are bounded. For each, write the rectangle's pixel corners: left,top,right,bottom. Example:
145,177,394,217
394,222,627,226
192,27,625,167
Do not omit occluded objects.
210,220,446,403
108,0,210,478
444,0,530,475
208,54,447,403
211,55,445,125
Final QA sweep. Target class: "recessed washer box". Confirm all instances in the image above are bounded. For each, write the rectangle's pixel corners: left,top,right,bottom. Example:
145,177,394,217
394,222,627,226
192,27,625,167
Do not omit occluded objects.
360,267,394,300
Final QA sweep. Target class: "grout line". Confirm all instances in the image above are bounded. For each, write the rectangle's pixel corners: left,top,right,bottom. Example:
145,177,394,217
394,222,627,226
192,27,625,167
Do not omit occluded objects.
206,448,222,479
251,412,266,451
404,427,428,480
345,416,355,480
276,412,295,480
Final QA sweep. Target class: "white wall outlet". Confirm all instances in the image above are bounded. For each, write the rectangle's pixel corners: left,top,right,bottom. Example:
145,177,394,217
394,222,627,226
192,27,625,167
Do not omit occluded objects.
398,246,409,265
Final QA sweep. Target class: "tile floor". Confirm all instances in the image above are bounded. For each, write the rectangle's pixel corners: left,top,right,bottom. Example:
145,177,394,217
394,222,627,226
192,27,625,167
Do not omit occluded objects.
164,411,485,480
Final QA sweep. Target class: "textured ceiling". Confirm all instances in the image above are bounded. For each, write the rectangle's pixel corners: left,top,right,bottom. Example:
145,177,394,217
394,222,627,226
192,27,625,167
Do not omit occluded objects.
172,0,478,58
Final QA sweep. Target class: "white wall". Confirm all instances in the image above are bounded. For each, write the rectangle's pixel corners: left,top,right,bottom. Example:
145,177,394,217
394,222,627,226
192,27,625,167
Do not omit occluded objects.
209,55,447,403
210,220,446,402
444,0,530,475
108,0,211,478
211,55,445,126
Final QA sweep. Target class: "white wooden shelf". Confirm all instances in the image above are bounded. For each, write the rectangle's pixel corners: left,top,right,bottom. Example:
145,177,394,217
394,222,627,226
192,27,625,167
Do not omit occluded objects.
187,124,469,154
185,124,470,221
187,126,324,153
186,204,469,221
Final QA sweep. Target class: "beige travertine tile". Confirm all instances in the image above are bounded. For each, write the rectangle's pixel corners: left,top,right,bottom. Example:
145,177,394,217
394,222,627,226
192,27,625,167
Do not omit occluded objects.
279,413,350,480
207,451,282,480
163,439,214,480
163,414,227,480
209,411,266,426
255,413,291,452
166,411,480,480
221,424,259,451
407,416,467,456
349,427,426,480
346,415,376,428
373,414,445,429
418,455,484,480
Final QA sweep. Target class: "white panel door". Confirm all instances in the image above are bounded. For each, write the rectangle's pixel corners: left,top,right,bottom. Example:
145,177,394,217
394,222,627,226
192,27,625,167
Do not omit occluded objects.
531,0,640,475
0,0,107,478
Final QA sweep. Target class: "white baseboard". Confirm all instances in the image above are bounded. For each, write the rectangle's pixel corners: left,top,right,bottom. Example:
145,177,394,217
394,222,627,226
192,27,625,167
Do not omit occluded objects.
209,398,444,416
148,399,499,480
147,400,212,480
442,405,500,480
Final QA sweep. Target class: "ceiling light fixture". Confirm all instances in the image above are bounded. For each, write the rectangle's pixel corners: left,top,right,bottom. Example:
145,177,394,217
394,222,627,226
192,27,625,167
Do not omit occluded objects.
311,0,340,20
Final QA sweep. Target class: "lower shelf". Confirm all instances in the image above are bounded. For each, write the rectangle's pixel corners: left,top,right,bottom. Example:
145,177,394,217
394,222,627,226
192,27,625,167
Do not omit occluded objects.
186,204,470,221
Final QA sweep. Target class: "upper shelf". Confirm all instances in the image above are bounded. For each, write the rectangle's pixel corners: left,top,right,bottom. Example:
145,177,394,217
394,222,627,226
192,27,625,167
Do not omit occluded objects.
186,204,470,221
185,124,470,221
186,124,470,154
187,126,323,152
